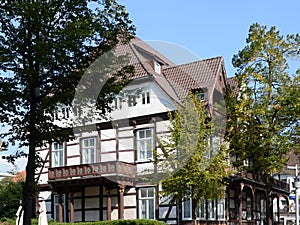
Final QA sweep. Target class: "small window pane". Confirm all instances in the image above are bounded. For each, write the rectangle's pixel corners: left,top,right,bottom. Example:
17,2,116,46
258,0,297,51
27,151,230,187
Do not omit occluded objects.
146,129,152,137
139,131,145,139
148,188,154,197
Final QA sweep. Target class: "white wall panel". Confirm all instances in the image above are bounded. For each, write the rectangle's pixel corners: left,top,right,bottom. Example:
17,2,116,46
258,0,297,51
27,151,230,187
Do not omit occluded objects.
118,130,132,138
101,153,116,162
119,152,134,163
124,195,136,207
124,208,136,220
74,211,81,222
85,198,99,208
85,186,99,196
101,140,116,152
118,138,133,150
85,210,99,221
101,129,116,140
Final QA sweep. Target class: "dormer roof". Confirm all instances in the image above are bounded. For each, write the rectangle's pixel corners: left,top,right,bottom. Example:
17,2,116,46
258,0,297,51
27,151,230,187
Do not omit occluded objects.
114,37,227,104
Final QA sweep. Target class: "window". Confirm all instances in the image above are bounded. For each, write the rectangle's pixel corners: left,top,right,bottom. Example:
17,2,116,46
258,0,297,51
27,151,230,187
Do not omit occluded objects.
81,137,96,164
217,199,225,220
51,142,65,167
61,106,70,119
136,128,154,160
52,105,71,120
197,199,206,219
128,95,137,107
182,197,192,220
138,187,155,219
154,61,161,74
53,194,66,222
142,92,150,104
114,97,123,110
207,199,216,220
260,199,266,221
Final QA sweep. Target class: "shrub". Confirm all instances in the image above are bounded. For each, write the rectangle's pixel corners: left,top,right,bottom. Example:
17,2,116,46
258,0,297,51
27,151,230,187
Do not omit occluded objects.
53,219,165,225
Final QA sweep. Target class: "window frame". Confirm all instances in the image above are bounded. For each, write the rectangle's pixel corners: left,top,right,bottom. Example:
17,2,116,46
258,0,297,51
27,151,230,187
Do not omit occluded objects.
138,187,156,220
197,199,206,220
207,199,216,220
154,61,161,74
81,137,97,164
51,142,65,168
53,194,67,222
182,197,192,220
136,128,154,161
142,92,150,105
217,198,226,220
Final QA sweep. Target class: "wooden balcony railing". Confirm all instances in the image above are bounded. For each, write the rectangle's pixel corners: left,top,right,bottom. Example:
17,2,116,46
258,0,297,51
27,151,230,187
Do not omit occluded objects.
48,161,136,180
270,177,290,192
239,171,289,192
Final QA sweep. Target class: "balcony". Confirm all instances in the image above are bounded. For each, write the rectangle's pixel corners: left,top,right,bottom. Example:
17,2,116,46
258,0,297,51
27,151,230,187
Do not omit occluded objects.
237,171,289,192
270,177,290,192
48,161,136,180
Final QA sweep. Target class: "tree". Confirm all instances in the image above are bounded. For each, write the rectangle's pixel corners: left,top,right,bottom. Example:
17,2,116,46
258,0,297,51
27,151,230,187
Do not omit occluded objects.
0,174,24,219
0,1,135,224
228,23,300,224
154,93,229,223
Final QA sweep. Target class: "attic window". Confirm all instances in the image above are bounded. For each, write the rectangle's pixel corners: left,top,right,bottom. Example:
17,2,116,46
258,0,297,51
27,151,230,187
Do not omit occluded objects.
142,92,150,104
154,61,161,74
191,89,206,102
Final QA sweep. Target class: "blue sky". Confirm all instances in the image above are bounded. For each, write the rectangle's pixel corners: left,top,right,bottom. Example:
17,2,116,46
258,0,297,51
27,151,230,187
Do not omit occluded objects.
119,0,300,77
1,1,300,173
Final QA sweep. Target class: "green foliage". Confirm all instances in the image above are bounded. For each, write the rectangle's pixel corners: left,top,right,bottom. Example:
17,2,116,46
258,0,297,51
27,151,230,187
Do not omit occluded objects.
0,0,135,147
228,23,300,180
58,220,166,225
0,1,135,224
0,177,23,219
155,93,229,218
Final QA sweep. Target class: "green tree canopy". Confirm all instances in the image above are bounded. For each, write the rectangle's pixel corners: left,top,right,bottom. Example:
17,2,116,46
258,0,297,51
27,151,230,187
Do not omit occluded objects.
228,23,300,180
155,93,229,222
0,1,135,224
0,176,24,219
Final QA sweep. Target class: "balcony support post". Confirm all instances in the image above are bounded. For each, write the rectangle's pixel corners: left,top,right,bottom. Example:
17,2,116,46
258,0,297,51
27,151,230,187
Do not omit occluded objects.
107,188,111,220
118,185,125,219
58,193,63,223
69,193,74,223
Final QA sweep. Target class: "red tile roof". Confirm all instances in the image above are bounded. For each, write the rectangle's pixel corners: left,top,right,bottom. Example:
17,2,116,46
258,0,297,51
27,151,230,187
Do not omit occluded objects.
12,170,26,182
226,76,238,93
163,57,224,99
114,37,226,103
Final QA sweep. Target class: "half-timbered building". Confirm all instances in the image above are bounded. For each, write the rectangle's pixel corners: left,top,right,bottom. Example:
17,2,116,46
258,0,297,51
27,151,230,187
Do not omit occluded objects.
36,37,289,225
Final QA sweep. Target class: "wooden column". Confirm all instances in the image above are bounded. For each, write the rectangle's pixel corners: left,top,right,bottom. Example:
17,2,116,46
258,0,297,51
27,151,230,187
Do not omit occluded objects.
277,195,280,223
58,194,63,223
107,189,111,220
238,183,244,224
118,185,125,219
69,193,74,223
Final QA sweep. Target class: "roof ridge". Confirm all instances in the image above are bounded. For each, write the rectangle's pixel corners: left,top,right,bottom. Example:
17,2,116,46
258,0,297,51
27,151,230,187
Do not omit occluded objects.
163,56,223,71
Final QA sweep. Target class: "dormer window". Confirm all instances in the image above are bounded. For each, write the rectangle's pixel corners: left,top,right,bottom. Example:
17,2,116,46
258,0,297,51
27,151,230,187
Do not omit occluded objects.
191,88,206,102
142,92,150,104
154,61,161,74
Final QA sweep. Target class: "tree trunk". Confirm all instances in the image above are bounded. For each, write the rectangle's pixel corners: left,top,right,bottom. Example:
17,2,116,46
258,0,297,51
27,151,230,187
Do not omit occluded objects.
23,84,38,225
267,193,274,225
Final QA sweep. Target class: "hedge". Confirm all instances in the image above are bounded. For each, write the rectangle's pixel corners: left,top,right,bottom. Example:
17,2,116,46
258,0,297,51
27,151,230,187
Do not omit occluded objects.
0,218,166,225
54,220,166,225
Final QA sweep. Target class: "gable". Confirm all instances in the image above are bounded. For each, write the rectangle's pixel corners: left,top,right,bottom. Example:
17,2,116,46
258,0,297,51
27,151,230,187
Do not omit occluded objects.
109,78,176,121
